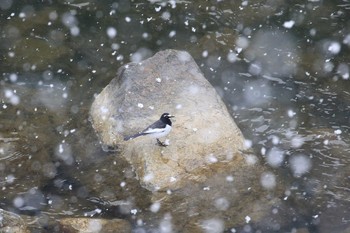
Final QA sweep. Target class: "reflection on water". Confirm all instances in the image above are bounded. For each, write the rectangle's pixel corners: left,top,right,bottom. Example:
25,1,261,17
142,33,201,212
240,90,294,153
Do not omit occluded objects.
1,0,350,232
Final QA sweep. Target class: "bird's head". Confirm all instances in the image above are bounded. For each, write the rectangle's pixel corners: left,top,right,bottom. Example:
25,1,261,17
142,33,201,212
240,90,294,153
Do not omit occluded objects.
161,113,174,119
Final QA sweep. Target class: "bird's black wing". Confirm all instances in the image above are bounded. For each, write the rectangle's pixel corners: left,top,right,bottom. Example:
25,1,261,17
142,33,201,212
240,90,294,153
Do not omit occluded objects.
124,120,166,141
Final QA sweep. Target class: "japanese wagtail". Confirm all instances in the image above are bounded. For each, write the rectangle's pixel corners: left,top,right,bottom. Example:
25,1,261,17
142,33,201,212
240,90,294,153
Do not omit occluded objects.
124,113,174,146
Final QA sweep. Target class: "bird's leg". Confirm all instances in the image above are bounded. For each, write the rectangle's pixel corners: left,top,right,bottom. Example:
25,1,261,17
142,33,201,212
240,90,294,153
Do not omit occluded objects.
156,139,167,147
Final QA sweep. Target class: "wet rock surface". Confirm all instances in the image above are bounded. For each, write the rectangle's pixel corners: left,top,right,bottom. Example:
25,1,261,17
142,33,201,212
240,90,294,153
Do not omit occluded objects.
58,217,131,233
0,209,30,233
90,49,245,191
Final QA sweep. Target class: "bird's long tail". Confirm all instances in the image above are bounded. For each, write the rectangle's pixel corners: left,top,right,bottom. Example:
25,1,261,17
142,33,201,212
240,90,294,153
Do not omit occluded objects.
124,132,148,141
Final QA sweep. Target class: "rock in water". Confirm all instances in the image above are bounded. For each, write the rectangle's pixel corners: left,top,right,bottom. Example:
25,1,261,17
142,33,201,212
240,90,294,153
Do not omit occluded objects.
90,49,245,191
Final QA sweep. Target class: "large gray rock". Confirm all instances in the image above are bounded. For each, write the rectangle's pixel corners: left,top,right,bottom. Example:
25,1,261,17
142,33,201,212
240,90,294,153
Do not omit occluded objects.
90,49,245,191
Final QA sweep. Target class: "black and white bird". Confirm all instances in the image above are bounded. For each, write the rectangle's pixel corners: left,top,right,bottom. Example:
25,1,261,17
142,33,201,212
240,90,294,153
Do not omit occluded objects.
124,113,174,146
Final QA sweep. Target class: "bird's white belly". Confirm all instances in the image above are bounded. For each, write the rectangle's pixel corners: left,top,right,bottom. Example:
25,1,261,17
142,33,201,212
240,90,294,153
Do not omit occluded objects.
145,124,172,139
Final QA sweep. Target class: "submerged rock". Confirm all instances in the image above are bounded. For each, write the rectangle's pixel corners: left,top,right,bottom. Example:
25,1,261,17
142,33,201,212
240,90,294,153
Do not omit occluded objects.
0,209,30,233
58,218,131,233
90,49,245,191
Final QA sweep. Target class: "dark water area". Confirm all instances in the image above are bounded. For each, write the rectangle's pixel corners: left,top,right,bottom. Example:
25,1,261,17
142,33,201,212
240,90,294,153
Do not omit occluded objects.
1,0,350,232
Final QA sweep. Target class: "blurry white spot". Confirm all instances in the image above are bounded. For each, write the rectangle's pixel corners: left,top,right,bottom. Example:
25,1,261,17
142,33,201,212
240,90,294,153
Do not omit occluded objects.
13,196,24,208
287,109,296,118
191,27,196,32
236,36,249,49
244,139,252,149
344,34,350,45
285,190,291,196
159,213,173,233
6,174,15,184
61,12,77,28
271,136,280,145
155,6,161,12
169,30,176,38
192,128,198,132
310,28,317,36
260,172,276,189
323,60,334,73
206,154,218,164
226,175,234,182
202,50,208,57
291,136,304,148
163,139,170,146
148,106,154,110
150,202,161,213
337,63,349,79
130,47,152,63
289,154,312,177
137,219,143,226
87,220,102,232
70,26,80,36
178,51,191,62
244,154,258,165
323,139,329,145
156,77,162,83
58,144,64,153
4,89,20,105
188,85,199,95
130,209,138,215
125,16,131,22
272,208,278,214
116,54,124,61
107,27,117,39
248,63,262,75
175,104,182,109
0,0,13,10
261,147,266,156
283,20,295,29
162,11,170,20
203,186,210,191
55,143,73,165
227,52,237,63
245,216,251,223
334,129,342,135
143,173,154,182
137,103,144,108
201,218,225,233
245,30,298,76
214,197,230,211
241,0,248,6
266,147,284,168
169,176,176,182
328,41,341,54
120,181,126,187
9,73,18,82
49,11,58,20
